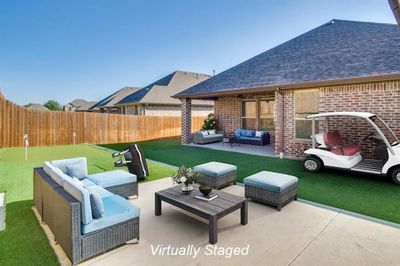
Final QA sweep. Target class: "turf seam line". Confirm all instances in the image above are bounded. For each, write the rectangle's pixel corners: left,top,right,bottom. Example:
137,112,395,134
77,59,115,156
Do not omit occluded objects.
288,210,342,265
298,199,400,229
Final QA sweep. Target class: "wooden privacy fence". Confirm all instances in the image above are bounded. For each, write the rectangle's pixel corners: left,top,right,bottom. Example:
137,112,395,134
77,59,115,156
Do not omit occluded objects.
0,96,206,147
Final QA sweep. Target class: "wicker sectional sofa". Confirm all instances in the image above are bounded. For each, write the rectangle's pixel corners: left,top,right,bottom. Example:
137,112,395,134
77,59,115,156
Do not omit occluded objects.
33,157,140,265
193,130,224,144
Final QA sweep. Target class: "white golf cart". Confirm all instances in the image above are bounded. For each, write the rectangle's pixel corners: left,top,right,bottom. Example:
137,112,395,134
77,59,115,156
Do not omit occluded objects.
303,112,400,185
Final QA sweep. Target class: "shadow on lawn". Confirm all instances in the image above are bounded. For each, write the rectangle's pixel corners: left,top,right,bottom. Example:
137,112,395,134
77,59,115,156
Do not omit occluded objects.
0,200,58,266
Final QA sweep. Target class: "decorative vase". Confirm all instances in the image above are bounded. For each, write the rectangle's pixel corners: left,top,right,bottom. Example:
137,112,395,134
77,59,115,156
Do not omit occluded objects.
181,182,194,194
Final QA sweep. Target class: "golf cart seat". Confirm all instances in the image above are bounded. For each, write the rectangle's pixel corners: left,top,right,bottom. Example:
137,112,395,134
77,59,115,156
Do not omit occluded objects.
323,131,361,156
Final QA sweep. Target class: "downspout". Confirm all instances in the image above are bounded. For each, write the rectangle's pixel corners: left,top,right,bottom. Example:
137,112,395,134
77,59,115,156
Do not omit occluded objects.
389,0,400,26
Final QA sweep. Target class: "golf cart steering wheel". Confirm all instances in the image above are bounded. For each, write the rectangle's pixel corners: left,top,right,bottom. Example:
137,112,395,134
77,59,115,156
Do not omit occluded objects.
363,132,375,141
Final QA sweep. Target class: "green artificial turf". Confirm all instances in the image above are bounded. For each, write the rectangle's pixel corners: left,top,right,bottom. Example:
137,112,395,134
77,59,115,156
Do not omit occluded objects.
0,144,176,266
102,140,400,224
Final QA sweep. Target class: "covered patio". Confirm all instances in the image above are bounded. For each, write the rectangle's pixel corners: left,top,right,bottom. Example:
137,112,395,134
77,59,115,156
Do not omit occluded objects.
186,142,276,157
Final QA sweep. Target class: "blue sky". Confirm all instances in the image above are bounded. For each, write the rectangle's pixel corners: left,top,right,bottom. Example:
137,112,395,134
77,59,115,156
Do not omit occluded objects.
0,0,396,105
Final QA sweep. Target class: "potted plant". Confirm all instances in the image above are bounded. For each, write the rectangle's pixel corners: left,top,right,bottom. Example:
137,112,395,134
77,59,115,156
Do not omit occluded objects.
202,113,217,130
172,166,200,194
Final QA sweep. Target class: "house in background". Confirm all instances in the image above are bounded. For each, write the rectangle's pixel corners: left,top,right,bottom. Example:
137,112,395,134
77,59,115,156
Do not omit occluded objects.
63,99,91,112
26,103,49,111
91,87,140,113
75,101,97,112
116,71,214,116
176,20,400,158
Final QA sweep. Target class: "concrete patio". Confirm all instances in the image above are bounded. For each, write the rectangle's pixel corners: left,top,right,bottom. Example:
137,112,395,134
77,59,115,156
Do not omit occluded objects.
187,142,276,157
42,178,400,266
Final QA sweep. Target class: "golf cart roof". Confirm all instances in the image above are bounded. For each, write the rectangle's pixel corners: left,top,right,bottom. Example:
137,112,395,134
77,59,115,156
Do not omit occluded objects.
306,112,375,119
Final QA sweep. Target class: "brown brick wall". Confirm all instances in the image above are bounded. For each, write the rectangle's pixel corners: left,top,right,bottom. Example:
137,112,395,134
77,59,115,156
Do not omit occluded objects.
214,92,275,136
214,97,241,136
181,98,192,144
213,80,400,158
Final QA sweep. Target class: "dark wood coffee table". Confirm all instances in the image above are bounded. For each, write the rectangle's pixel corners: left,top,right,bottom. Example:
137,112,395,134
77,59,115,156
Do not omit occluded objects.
155,185,248,244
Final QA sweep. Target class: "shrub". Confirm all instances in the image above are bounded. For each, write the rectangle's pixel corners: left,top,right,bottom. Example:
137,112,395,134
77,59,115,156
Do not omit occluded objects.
202,113,217,130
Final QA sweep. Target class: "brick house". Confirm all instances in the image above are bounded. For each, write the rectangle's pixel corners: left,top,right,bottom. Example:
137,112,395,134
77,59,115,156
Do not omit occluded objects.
115,71,214,116
175,20,400,158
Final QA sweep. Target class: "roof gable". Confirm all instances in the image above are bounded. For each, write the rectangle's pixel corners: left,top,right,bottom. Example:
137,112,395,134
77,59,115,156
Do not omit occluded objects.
92,87,139,109
117,71,211,105
177,19,400,97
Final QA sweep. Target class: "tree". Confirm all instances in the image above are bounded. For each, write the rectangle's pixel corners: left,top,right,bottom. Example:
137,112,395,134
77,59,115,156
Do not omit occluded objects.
44,100,62,111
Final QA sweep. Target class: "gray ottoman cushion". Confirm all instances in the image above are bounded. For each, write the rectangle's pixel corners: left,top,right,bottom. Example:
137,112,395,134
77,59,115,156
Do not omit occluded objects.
194,161,237,177
244,171,298,192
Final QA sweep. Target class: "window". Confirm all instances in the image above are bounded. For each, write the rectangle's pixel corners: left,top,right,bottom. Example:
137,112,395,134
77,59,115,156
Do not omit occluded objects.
241,100,256,130
260,99,275,132
294,90,319,139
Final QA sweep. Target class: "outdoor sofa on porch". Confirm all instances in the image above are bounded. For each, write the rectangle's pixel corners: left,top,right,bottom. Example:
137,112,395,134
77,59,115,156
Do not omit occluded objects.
193,130,224,144
234,129,270,146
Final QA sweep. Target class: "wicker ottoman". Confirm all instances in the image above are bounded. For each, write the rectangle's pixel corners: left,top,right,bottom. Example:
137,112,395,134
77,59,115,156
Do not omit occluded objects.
244,171,298,211
194,161,237,189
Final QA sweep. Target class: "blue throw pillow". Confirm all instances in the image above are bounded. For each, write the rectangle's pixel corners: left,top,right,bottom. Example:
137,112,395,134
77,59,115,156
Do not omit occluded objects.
86,187,104,218
66,163,87,180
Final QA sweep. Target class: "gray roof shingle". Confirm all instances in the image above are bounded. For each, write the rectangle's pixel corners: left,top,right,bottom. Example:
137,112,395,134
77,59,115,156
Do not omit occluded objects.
176,19,400,98
116,71,213,106
91,87,140,109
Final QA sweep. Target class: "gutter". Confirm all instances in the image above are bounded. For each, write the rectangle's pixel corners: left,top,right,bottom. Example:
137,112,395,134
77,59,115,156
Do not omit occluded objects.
389,0,400,26
173,73,400,99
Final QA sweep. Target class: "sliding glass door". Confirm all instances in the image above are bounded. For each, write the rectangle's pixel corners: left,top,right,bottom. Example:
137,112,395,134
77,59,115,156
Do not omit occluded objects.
241,100,256,130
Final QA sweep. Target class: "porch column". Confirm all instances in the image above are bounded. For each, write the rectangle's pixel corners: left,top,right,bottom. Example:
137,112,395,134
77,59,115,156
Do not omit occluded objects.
255,97,261,130
274,89,284,155
181,98,192,144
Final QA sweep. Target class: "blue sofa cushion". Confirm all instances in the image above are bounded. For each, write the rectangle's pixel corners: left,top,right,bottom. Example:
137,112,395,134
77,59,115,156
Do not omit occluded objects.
81,195,140,234
51,157,88,177
85,184,113,198
235,129,257,138
86,186,104,218
244,171,298,192
239,136,260,141
87,170,137,188
63,177,93,224
242,130,255,137
66,163,87,180
43,161,71,186
194,161,237,177
80,178,97,187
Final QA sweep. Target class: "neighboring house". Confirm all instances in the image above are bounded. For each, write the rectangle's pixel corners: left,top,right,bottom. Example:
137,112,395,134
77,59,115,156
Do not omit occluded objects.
75,101,97,112
116,71,214,116
175,19,400,158
91,87,140,113
26,103,48,111
63,99,89,112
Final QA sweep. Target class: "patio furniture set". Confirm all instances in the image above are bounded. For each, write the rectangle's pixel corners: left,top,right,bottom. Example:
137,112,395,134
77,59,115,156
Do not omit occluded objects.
33,157,298,264
156,161,298,244
193,129,271,146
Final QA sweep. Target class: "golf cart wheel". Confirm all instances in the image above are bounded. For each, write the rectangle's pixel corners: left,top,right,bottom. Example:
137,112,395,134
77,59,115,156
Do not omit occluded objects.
390,168,400,185
303,157,322,172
